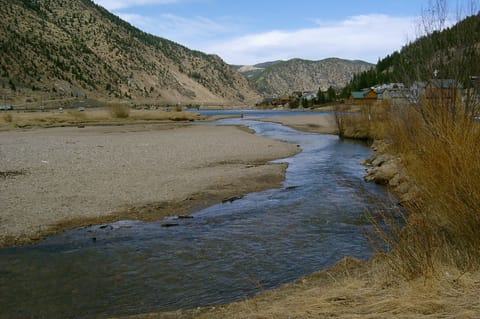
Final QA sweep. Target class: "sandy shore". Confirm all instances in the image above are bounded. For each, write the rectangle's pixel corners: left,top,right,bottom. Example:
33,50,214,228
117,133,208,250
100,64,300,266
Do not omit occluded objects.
0,123,299,247
259,114,338,134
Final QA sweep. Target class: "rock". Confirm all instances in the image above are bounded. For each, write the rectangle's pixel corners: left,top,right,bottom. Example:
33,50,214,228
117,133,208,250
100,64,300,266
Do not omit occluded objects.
360,159,371,166
222,195,244,203
161,223,180,227
366,162,398,185
364,168,376,182
176,215,193,219
377,162,398,180
363,140,418,203
373,175,389,186
388,173,402,187
371,153,391,167
395,181,412,195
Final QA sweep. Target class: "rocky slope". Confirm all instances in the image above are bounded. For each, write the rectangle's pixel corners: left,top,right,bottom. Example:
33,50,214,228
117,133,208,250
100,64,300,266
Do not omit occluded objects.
0,0,260,106
236,58,373,97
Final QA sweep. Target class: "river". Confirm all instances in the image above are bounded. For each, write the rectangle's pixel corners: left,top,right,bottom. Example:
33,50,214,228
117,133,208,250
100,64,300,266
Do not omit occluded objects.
0,112,388,318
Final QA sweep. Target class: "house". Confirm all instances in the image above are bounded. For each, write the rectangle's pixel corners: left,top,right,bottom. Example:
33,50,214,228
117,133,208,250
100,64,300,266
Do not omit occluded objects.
374,83,407,102
351,89,378,105
424,79,463,107
380,90,409,105
301,91,317,101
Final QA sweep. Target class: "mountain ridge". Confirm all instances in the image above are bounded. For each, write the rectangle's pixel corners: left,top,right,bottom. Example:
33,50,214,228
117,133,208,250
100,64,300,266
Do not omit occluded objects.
0,0,261,106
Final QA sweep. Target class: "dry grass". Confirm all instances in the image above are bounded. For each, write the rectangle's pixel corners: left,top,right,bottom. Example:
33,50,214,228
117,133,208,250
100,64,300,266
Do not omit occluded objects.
0,108,202,129
377,101,480,278
333,98,480,278
121,257,480,319
2,113,13,123
109,103,130,118
334,102,388,140
337,95,480,280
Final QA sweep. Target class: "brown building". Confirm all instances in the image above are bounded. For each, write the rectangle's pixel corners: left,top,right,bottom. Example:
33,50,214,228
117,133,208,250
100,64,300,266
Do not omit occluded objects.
424,79,463,107
351,89,378,105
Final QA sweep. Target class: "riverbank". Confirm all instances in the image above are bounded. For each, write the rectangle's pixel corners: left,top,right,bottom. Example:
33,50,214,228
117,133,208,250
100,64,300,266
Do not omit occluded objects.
259,114,338,134
0,123,299,247
125,255,480,319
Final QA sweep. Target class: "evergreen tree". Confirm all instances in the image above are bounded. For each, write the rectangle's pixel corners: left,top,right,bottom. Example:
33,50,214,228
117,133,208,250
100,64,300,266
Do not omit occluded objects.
317,88,326,104
326,86,336,102
301,98,309,108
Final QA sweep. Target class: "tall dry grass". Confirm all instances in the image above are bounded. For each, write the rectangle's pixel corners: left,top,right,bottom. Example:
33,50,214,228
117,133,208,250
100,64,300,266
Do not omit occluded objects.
372,96,480,279
334,101,388,140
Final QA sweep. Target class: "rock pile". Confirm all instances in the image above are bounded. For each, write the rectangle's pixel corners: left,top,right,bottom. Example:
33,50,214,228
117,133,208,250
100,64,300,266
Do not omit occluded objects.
363,141,418,204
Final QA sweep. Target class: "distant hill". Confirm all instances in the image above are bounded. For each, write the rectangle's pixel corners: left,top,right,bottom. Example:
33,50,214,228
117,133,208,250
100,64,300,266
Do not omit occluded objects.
0,0,260,107
234,58,373,97
231,61,283,80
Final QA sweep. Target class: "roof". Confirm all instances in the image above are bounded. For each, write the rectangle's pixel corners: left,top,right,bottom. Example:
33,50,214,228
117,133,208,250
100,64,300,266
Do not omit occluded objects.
430,79,463,89
352,89,376,99
351,91,368,99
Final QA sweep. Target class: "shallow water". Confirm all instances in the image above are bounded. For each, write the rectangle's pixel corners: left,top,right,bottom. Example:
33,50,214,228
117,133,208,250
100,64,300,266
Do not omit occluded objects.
0,116,388,319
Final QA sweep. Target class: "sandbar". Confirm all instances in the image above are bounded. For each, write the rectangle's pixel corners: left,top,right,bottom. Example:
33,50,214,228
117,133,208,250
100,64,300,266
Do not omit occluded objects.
0,123,299,247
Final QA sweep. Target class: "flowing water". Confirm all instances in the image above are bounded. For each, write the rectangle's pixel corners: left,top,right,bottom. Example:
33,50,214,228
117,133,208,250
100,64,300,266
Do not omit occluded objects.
0,113,388,319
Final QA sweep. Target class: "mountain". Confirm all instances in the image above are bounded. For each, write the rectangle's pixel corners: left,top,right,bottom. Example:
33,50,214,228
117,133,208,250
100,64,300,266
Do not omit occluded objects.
0,0,260,106
235,58,373,97
231,61,283,80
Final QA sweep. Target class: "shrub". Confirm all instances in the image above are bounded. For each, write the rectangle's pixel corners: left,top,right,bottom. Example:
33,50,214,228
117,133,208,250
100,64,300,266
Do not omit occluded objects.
109,103,130,118
2,113,13,123
333,103,387,140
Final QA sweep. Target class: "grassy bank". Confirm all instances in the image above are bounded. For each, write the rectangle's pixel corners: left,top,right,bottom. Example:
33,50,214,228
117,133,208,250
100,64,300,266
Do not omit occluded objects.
336,98,480,278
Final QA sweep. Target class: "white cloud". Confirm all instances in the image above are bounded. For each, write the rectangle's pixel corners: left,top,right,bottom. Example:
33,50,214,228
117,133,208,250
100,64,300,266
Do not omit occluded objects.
93,5,418,66
94,0,180,11
203,14,417,65
118,12,240,48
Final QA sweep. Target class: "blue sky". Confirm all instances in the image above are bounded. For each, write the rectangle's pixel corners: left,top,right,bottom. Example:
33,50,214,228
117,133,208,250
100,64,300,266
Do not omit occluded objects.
92,0,466,65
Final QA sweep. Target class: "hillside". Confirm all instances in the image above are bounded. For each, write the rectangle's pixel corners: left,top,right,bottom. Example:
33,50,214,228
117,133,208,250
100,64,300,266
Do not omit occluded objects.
0,0,261,107
345,14,480,92
236,58,373,97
